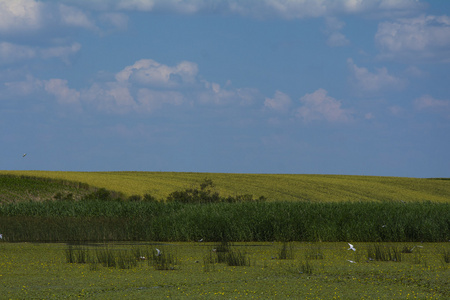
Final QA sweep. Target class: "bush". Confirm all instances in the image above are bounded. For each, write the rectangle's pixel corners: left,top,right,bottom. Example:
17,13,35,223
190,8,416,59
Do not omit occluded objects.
127,195,142,202
143,194,158,202
167,178,221,203
84,188,113,201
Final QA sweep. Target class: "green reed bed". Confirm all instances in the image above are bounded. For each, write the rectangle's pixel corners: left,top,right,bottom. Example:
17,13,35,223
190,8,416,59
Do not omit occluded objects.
0,200,448,243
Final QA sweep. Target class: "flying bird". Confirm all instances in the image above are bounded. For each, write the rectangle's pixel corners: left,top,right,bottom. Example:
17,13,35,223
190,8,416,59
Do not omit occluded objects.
22,153,27,157
348,243,356,251
347,260,356,263
155,248,161,256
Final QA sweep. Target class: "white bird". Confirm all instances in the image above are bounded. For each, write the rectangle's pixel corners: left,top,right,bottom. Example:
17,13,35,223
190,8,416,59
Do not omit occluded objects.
155,248,161,256
347,260,356,263
0,233,2,239
198,238,204,242
348,243,356,251
410,245,423,252
22,153,27,157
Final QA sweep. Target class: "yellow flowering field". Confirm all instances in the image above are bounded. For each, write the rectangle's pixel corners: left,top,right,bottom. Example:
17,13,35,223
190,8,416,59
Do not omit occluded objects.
1,170,449,202
0,242,448,299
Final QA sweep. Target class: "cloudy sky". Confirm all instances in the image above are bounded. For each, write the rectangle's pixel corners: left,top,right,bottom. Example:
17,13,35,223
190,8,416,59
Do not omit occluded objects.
1,0,449,177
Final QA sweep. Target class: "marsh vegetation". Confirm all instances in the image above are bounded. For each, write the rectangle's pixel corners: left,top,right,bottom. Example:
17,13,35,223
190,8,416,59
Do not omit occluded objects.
0,242,449,299
0,172,449,298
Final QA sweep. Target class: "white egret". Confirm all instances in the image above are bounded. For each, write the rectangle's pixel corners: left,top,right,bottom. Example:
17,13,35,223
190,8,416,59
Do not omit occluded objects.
155,248,161,256
410,245,423,252
348,243,356,251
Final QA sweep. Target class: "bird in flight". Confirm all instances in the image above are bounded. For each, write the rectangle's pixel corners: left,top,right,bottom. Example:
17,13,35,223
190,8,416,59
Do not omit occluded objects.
348,243,356,251
22,153,27,157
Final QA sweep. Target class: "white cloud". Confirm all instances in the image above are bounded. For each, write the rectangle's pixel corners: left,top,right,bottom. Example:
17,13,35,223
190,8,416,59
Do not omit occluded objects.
389,105,404,116
44,78,80,105
347,58,406,92
375,15,450,62
296,88,352,122
264,90,291,112
0,42,36,64
62,0,423,19
0,0,43,33
39,43,81,62
59,4,97,30
404,65,427,78
198,80,259,106
414,95,450,114
80,58,259,113
99,12,128,31
324,17,349,47
365,112,375,120
115,59,198,88
0,42,81,65
82,82,138,114
235,0,423,19
137,88,184,112
3,74,43,96
116,0,157,11
327,32,350,47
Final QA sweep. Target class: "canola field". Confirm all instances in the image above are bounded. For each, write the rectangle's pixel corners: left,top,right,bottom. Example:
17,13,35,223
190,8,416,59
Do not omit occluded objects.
1,170,449,202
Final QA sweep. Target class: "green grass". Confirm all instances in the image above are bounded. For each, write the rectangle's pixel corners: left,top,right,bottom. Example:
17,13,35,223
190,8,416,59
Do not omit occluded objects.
0,242,448,299
1,170,449,202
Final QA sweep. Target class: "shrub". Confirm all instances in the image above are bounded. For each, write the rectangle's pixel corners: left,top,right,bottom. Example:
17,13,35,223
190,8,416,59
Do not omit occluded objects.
127,195,142,202
84,188,113,201
143,194,158,202
167,178,221,203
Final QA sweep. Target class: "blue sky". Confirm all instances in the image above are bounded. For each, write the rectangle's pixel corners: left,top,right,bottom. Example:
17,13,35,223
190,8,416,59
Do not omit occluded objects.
1,0,449,177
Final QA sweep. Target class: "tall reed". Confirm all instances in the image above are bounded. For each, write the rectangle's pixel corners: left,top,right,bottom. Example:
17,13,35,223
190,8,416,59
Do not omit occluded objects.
0,200,448,243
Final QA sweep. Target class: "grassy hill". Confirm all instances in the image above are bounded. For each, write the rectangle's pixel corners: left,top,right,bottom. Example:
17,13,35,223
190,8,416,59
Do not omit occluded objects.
1,170,449,203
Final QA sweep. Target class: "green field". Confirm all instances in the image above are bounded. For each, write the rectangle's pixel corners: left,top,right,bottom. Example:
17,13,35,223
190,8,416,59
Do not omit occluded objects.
0,171,449,298
0,242,449,299
1,170,449,202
